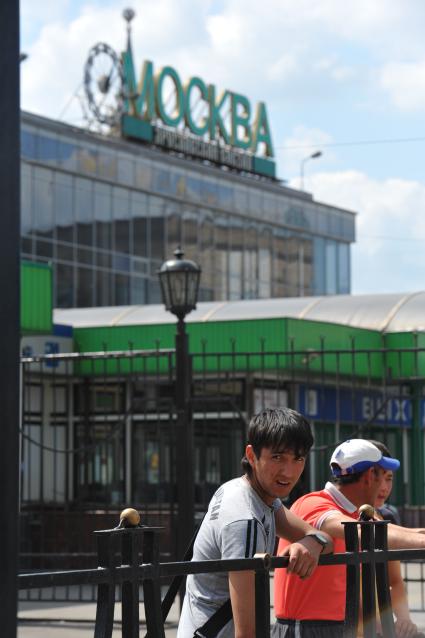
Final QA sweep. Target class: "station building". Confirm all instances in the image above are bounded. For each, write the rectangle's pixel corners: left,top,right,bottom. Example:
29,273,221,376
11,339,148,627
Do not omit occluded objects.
20,40,355,309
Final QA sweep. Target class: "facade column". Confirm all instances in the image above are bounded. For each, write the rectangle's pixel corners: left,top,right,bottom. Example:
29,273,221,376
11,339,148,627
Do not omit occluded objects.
0,0,20,635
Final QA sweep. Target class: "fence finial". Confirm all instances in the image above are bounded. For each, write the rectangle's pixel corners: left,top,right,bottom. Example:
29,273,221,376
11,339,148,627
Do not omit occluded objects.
117,507,141,528
358,504,375,521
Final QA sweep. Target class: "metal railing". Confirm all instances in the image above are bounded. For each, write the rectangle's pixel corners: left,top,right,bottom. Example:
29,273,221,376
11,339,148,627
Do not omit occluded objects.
18,343,425,607
18,514,425,637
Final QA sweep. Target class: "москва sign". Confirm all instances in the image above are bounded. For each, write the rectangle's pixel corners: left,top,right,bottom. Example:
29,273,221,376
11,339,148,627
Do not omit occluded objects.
121,46,276,178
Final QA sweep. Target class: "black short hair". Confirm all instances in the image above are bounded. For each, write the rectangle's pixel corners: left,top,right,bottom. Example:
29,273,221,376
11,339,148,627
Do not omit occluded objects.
241,407,313,475
331,469,365,485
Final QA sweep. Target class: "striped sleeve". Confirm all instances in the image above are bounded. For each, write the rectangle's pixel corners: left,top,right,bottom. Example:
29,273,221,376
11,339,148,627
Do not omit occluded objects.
221,519,263,560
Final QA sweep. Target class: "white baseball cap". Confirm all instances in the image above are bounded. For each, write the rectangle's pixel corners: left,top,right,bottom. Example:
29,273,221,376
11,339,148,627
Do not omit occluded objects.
330,439,400,476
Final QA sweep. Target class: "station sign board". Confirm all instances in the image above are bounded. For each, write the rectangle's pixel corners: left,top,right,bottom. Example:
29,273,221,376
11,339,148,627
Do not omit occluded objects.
21,334,73,375
121,47,276,178
298,385,414,428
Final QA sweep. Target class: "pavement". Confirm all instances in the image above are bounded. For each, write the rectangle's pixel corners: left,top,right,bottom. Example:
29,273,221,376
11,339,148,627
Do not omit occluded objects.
17,573,425,637
18,600,179,637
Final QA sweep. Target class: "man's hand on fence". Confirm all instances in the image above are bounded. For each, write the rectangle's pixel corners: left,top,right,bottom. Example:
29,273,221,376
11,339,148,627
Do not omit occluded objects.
394,617,418,638
281,536,323,580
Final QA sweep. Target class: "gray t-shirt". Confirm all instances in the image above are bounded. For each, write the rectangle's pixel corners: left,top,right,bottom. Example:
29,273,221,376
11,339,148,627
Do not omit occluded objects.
177,476,281,638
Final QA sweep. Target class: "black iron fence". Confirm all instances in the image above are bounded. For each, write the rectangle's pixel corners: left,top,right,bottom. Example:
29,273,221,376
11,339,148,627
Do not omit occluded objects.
19,344,425,603
18,515,425,637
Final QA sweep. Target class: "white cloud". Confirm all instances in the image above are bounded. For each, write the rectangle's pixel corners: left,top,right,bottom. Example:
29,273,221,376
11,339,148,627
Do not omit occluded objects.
21,0,425,118
379,60,425,110
267,54,298,83
20,0,71,44
21,6,125,123
21,0,379,124
20,1,214,123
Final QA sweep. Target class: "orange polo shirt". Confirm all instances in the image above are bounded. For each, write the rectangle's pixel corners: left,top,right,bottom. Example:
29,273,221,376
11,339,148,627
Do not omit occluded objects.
274,484,358,621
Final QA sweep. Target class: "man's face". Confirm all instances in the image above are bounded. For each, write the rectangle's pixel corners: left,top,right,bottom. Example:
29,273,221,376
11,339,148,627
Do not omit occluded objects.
366,466,385,505
375,470,394,508
246,445,306,505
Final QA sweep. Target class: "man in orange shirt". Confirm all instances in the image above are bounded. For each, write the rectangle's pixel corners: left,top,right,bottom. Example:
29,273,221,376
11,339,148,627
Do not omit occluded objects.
273,438,425,638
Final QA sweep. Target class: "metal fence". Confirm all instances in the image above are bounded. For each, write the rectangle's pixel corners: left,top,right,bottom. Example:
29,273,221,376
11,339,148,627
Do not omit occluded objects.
19,343,425,603
18,515,425,637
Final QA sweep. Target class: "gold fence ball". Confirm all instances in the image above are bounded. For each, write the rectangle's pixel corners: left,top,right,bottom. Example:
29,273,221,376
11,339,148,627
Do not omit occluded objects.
119,508,141,527
358,504,375,520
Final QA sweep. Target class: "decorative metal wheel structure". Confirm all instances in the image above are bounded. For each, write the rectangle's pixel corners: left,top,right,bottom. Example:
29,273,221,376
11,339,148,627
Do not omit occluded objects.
84,42,124,126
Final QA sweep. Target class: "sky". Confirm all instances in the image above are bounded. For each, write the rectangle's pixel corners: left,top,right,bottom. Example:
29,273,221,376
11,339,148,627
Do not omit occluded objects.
19,0,425,295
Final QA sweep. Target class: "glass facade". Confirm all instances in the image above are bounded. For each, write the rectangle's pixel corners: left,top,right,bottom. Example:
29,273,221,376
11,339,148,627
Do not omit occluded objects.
21,112,355,308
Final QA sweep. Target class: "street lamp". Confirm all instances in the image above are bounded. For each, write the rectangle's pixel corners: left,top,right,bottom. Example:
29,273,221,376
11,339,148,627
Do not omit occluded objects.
158,247,201,562
300,150,323,191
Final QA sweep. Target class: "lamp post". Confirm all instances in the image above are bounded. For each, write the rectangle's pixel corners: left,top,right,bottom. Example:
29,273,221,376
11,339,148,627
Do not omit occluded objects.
158,247,201,562
300,150,323,190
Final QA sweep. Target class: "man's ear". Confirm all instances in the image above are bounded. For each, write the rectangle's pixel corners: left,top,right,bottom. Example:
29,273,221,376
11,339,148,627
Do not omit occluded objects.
245,444,256,468
363,467,376,486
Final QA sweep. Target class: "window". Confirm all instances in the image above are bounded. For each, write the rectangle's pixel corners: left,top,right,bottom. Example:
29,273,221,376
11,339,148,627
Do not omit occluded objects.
244,224,258,299
325,240,337,294
263,193,278,223
98,149,117,179
152,167,171,194
338,243,350,294
21,164,32,235
114,273,130,305
135,158,152,190
117,152,134,185
229,217,243,298
149,196,165,260
258,226,272,298
58,137,78,171
234,186,247,214
170,170,186,197
94,183,112,250
182,207,198,261
248,189,262,217
217,182,234,209
313,237,326,295
75,178,93,247
200,178,218,206
21,129,37,160
112,187,130,255
272,228,288,297
165,202,182,256
199,210,214,297
77,144,98,176
55,173,74,245
130,276,146,304
131,191,149,258
55,263,74,307
37,134,58,163
76,266,94,307
96,269,112,306
186,173,202,203
33,167,54,236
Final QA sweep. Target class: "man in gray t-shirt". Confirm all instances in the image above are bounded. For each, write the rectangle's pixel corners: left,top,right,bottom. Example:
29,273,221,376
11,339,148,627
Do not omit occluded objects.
177,408,333,638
